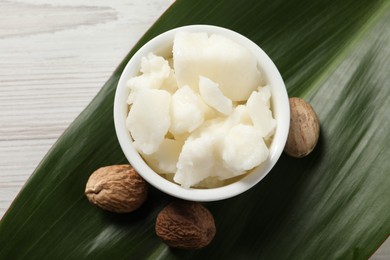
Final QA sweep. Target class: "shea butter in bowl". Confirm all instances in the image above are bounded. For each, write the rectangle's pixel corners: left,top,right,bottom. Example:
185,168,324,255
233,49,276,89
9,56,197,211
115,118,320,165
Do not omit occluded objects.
114,25,289,201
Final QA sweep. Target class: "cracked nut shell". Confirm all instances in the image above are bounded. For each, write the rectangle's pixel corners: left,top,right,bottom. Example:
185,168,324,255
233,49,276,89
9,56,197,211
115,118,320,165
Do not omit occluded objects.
85,164,148,213
155,201,216,249
284,97,320,158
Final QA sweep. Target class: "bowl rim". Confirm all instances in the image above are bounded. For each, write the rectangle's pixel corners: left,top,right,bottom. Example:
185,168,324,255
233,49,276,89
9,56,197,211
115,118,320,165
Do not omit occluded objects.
114,24,289,201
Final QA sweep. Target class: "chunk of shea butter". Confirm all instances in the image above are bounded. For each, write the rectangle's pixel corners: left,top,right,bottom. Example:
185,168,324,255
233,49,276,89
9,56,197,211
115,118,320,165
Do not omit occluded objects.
257,85,272,108
222,124,269,172
174,119,238,187
173,32,262,101
174,134,215,188
141,138,183,174
127,53,171,104
199,76,233,115
225,105,252,127
247,88,276,138
169,85,204,135
126,89,171,154
160,69,179,94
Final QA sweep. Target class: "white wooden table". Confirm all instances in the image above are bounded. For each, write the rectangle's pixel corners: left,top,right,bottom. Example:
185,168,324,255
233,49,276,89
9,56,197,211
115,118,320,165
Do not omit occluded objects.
0,0,173,218
0,0,387,258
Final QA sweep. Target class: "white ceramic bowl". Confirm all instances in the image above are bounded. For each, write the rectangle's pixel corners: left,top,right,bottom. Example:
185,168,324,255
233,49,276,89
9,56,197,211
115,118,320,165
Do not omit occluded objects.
114,25,289,201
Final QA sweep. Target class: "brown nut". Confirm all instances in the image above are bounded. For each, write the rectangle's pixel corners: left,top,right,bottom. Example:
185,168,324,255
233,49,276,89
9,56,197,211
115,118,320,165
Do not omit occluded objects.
155,201,216,249
284,97,320,158
85,165,148,213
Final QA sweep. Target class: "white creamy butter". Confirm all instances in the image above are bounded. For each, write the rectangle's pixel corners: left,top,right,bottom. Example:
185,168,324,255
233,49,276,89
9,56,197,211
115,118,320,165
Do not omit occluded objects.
126,32,276,188
173,32,263,101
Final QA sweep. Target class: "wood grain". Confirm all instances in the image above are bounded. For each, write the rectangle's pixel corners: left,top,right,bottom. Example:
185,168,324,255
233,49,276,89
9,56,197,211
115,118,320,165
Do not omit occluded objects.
0,0,174,219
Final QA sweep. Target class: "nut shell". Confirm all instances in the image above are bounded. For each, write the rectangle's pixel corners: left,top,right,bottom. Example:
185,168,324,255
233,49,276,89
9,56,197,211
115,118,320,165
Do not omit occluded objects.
85,165,148,213
155,201,216,249
284,97,320,158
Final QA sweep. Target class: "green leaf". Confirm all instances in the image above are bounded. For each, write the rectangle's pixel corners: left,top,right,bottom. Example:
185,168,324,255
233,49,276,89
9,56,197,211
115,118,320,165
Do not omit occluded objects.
1,0,389,259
